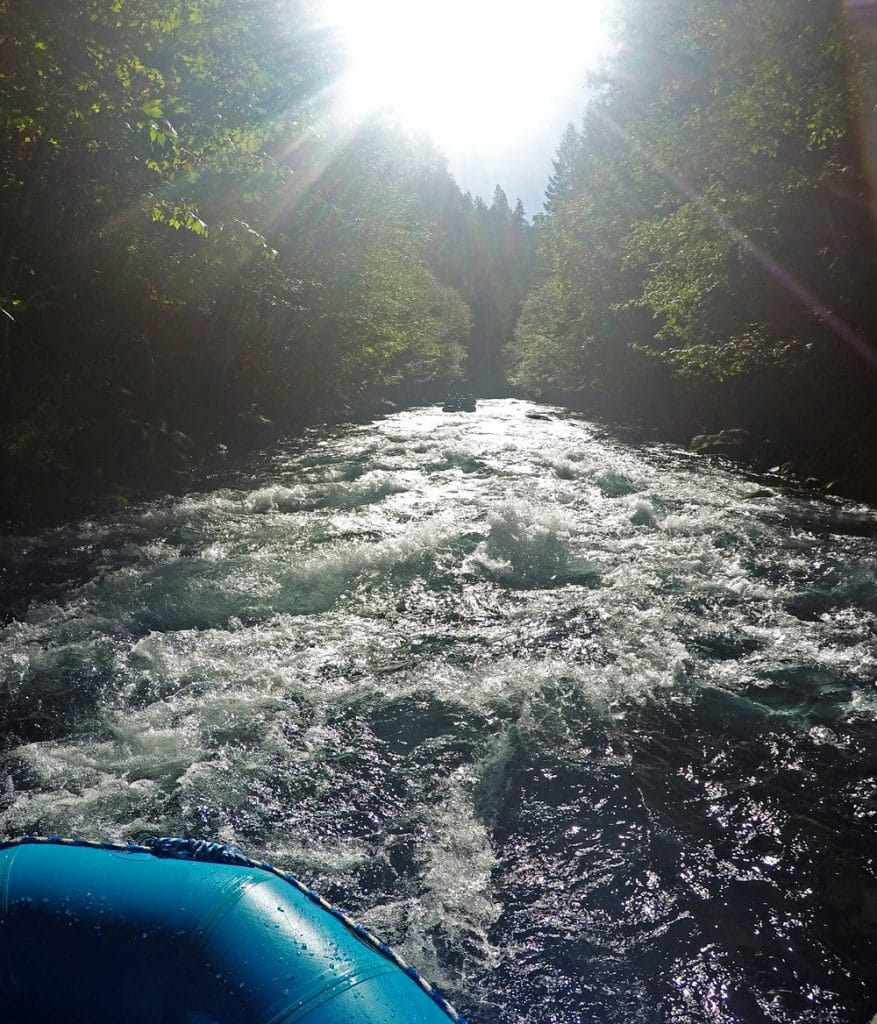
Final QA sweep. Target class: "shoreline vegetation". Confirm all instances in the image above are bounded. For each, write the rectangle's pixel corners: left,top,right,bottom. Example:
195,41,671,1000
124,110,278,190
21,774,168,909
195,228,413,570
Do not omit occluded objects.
3,0,877,531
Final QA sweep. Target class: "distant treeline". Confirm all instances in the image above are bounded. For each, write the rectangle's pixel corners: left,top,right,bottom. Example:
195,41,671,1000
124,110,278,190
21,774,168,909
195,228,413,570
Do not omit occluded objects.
509,0,877,495
0,0,532,514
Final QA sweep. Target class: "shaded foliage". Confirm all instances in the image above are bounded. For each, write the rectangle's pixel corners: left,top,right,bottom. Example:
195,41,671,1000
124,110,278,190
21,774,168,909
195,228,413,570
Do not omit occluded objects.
0,0,528,517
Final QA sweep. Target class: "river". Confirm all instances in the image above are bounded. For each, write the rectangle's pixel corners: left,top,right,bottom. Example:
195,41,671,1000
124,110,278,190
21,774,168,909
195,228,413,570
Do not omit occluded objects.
0,399,875,1023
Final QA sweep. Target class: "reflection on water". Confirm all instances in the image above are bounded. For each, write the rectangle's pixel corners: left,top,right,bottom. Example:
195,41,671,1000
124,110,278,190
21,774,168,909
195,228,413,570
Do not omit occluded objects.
1,400,875,1023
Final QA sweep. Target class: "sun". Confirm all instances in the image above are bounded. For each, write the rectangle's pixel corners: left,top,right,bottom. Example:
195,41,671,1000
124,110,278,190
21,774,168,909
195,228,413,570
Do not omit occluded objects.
325,0,610,153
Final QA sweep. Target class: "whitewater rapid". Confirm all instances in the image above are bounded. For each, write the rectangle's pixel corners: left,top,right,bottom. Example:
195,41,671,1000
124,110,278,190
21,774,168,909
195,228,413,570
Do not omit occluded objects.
1,400,875,1023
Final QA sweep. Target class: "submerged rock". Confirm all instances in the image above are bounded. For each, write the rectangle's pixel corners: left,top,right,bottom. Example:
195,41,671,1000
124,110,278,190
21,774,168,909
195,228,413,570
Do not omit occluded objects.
442,393,477,412
690,428,751,456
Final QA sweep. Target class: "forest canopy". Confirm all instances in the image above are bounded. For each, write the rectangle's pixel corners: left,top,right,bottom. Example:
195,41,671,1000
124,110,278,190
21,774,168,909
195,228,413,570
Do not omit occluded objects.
0,0,531,511
508,0,877,490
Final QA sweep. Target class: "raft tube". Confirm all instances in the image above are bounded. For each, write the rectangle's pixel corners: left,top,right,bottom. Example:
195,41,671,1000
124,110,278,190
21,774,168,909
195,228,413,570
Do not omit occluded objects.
0,836,467,1024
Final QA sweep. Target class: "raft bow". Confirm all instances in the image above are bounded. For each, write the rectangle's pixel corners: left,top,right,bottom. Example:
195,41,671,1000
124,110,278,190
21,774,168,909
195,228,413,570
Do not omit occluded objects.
0,835,467,1024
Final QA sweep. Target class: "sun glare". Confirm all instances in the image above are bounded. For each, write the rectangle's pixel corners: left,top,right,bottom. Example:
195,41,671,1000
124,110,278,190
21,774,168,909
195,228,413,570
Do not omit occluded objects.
326,0,609,152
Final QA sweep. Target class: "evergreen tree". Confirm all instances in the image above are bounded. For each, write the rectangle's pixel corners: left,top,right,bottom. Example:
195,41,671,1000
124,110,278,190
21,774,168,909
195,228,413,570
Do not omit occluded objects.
509,0,877,488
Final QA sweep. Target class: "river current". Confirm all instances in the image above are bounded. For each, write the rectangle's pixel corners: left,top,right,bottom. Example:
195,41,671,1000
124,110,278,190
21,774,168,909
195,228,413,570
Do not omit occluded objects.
0,400,875,1023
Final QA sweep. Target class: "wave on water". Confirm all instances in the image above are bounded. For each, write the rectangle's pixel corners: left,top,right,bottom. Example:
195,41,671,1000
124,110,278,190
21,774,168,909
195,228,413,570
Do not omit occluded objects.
471,504,601,589
0,400,875,1024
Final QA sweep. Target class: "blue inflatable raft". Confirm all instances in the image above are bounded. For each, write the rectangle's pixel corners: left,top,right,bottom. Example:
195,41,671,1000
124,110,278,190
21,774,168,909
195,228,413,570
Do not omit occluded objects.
0,836,467,1024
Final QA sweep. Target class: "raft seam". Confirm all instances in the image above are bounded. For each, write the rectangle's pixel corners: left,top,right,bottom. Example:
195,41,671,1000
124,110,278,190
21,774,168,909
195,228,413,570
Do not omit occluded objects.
263,960,398,1024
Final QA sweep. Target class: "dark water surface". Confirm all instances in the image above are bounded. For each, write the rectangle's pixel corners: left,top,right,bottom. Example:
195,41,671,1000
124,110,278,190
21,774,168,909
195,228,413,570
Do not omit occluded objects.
1,400,875,1023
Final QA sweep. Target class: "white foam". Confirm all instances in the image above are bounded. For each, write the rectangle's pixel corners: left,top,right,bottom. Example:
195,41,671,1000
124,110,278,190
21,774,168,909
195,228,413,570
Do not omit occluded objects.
361,779,501,989
2,398,874,852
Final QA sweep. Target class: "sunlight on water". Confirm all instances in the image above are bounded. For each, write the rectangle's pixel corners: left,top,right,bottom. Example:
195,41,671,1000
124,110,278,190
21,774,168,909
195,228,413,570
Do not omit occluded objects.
1,400,875,1023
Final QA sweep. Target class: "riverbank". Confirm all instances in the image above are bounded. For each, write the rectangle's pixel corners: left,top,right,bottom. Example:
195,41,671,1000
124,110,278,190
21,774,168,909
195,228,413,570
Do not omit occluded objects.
0,381,455,534
5,376,876,536
532,381,877,508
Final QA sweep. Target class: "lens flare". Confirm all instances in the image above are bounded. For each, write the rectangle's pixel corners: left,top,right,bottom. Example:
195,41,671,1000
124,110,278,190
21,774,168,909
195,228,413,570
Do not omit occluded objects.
325,0,610,151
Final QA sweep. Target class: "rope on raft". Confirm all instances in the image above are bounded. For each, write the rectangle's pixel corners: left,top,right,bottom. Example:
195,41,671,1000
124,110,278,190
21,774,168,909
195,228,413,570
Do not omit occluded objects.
0,834,468,1024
